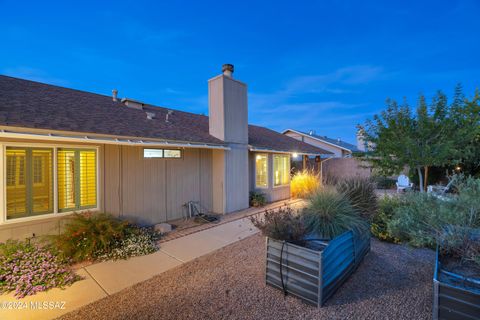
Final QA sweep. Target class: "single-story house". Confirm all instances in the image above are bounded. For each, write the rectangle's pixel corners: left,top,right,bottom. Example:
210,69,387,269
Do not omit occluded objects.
283,129,361,158
0,64,330,241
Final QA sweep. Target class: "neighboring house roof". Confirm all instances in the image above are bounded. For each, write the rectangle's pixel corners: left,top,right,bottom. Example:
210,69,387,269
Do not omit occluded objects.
0,75,331,155
248,125,331,155
283,128,361,153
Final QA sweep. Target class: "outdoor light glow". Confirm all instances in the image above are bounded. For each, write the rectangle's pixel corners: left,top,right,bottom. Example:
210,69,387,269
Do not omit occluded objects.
292,153,298,158
455,166,461,171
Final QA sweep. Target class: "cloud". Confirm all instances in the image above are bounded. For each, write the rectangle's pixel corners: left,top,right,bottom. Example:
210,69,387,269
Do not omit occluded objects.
246,65,384,139
249,65,383,111
2,67,70,86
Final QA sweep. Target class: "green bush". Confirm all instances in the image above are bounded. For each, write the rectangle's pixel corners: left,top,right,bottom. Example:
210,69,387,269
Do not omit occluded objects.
249,191,266,207
387,192,445,247
371,196,402,243
303,189,368,239
50,212,130,262
336,177,378,220
250,207,306,243
387,177,480,248
50,213,161,263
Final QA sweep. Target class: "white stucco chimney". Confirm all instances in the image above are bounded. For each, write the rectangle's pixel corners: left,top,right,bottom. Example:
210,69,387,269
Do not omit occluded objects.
208,64,249,214
208,64,248,144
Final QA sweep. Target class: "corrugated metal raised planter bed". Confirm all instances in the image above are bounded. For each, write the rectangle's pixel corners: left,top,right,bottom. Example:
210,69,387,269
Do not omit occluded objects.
265,230,370,307
433,247,480,320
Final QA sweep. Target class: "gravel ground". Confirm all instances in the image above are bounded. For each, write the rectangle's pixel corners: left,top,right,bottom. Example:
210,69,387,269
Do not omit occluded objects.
58,234,435,320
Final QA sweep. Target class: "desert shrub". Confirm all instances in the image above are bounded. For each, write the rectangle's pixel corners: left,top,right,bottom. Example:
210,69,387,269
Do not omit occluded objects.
437,226,480,268
454,176,480,225
291,169,321,198
387,192,446,247
336,177,378,219
250,207,306,243
50,212,130,262
302,189,369,239
387,177,480,248
249,191,266,207
371,196,402,243
96,227,159,261
0,240,80,298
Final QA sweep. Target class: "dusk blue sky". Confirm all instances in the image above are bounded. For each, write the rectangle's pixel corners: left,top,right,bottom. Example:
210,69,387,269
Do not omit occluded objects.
1,1,479,143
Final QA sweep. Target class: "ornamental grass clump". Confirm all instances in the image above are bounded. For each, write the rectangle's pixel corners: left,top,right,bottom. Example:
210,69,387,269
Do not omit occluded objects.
303,188,369,239
0,240,80,298
336,177,378,220
290,169,322,198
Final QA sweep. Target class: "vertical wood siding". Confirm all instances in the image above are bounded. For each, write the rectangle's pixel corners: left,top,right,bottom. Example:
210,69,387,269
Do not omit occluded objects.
104,145,213,224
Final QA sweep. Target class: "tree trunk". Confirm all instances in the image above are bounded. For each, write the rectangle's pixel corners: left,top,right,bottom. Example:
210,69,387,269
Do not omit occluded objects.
424,166,429,192
417,166,424,192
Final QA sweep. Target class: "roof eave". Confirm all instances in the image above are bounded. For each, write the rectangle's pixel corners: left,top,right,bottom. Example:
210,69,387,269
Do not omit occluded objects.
248,146,330,157
0,127,231,150
282,128,355,153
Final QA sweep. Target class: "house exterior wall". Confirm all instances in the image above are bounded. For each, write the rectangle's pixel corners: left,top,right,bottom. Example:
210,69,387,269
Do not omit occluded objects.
103,145,213,224
249,152,291,203
0,138,214,241
284,132,348,158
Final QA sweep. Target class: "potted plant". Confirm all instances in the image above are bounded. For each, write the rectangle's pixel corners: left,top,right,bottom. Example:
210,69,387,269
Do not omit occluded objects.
251,189,371,307
433,226,480,320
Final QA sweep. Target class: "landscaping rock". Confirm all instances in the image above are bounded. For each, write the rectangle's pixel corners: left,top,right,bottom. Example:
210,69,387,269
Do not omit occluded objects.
154,223,172,234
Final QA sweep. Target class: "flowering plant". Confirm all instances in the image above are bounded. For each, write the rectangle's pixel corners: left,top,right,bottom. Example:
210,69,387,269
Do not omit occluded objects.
0,240,80,298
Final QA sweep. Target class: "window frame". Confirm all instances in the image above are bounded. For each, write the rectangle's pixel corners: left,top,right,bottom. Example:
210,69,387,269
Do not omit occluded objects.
273,154,291,188
143,148,183,159
254,153,269,189
5,147,54,219
57,148,98,213
0,142,100,224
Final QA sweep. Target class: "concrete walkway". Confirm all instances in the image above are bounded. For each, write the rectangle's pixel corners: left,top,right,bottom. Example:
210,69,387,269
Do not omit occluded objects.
0,200,304,320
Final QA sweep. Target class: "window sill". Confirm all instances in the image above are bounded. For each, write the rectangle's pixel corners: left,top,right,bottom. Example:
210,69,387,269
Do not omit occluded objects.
1,207,99,226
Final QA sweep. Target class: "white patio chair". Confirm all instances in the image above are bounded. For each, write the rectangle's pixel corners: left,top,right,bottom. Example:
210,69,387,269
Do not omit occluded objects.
396,174,413,193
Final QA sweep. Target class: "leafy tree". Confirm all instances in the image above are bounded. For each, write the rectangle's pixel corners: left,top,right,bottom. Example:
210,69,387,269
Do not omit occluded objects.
359,86,479,192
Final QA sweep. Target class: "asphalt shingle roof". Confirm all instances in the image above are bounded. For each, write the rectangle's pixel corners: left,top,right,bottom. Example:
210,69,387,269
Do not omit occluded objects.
292,129,360,152
0,75,331,155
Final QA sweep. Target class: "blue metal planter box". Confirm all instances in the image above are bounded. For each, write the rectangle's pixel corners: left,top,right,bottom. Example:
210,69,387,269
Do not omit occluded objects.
433,248,480,320
265,230,370,307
